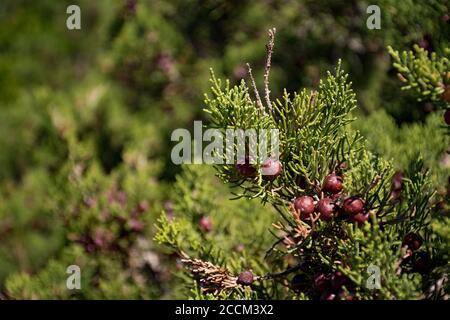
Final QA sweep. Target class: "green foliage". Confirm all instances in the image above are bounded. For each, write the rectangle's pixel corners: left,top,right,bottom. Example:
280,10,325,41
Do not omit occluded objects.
0,169,65,284
334,219,423,300
156,51,446,299
155,165,279,299
5,245,164,299
205,61,392,207
354,110,449,188
388,45,450,104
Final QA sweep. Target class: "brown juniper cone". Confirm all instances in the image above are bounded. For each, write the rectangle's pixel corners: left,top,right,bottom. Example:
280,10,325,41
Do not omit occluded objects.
322,173,344,194
237,270,254,286
314,271,353,300
261,158,283,181
294,196,315,218
316,198,337,221
342,196,365,215
313,273,331,292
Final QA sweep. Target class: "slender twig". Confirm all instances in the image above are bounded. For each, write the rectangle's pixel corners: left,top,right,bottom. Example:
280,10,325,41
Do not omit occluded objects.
263,262,303,279
246,63,265,114
264,28,276,113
